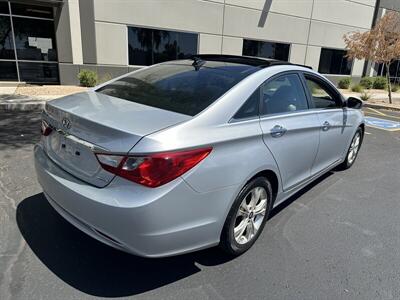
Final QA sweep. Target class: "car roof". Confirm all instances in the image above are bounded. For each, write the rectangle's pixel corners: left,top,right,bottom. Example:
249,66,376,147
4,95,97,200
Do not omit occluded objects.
188,54,313,69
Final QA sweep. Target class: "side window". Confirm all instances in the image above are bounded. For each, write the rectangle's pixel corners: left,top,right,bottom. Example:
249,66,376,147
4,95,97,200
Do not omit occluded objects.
233,89,260,119
305,77,341,109
261,74,308,115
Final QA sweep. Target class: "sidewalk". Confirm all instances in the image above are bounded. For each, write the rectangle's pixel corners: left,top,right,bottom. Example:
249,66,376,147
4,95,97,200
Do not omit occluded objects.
0,85,87,111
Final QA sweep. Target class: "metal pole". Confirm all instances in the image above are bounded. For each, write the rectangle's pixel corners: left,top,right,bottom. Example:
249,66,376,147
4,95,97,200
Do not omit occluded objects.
8,1,20,82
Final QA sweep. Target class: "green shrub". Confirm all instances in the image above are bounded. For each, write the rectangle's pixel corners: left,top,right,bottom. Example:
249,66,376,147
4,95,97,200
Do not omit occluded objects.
391,84,400,92
360,90,371,101
359,77,374,89
351,84,364,93
338,78,351,89
78,69,98,87
372,76,387,89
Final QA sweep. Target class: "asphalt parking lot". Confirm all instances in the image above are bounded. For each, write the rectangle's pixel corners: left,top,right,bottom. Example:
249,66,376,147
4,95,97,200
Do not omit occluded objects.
0,108,400,300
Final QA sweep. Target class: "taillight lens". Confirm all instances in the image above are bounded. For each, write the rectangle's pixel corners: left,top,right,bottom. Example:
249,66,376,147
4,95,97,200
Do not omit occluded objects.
41,120,53,136
95,147,212,188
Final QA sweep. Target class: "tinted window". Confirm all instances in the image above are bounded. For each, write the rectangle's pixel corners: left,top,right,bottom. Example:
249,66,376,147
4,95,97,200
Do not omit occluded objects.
128,27,198,66
97,61,259,116
261,74,308,115
18,62,59,83
243,39,290,61
233,89,260,119
0,2,9,14
305,77,340,109
11,3,53,19
318,48,353,75
0,16,14,59
0,61,17,81
12,17,57,61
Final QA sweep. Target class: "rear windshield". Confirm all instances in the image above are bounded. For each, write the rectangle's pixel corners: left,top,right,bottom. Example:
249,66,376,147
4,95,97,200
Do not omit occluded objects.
96,61,259,116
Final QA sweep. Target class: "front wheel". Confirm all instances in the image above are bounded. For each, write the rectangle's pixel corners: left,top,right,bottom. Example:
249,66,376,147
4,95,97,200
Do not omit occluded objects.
337,127,363,170
220,177,272,256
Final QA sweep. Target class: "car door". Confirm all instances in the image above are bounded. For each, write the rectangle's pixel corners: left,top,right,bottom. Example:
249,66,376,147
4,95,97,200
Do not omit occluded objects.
302,73,353,174
259,72,320,191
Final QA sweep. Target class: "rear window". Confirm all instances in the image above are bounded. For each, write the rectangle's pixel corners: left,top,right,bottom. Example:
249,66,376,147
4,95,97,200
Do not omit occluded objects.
96,61,259,116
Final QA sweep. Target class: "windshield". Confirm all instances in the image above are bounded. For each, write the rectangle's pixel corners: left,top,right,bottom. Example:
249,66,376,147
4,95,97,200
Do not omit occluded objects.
96,60,259,116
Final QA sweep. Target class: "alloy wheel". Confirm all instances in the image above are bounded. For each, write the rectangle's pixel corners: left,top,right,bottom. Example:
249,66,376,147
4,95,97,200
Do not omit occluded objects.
348,132,361,164
234,186,268,245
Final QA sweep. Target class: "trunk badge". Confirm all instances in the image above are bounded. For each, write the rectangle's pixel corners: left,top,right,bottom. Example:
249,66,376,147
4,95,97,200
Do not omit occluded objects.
62,118,71,130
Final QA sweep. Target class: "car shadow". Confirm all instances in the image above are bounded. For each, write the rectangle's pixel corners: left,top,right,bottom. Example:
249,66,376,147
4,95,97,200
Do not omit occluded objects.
269,171,334,219
16,193,232,297
16,171,334,297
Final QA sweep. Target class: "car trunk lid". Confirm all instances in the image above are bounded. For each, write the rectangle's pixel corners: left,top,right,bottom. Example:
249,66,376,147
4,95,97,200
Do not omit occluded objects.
42,91,191,187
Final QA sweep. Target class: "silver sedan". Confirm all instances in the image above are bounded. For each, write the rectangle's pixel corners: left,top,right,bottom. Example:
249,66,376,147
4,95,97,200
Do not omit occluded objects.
34,55,364,257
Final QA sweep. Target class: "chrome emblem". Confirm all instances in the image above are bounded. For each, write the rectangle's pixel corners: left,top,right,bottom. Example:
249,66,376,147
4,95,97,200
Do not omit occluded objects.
62,118,71,130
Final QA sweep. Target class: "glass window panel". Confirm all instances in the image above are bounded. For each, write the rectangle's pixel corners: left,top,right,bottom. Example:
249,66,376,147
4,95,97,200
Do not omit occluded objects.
0,15,14,59
305,77,340,109
18,62,59,83
128,27,152,66
97,61,257,116
261,74,308,115
12,17,57,61
233,89,260,119
0,2,9,14
0,61,17,81
243,39,290,61
318,48,353,75
153,30,197,64
128,26,198,66
11,3,53,19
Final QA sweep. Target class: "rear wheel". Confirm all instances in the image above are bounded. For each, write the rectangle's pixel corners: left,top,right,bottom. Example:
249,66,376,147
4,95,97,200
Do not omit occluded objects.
220,177,272,256
337,127,363,170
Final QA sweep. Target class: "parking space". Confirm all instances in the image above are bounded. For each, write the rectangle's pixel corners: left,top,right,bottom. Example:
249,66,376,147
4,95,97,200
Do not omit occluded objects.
0,109,400,299
362,108,400,133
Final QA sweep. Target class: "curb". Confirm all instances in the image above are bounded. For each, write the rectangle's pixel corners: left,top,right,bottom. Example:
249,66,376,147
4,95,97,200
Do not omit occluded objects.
0,101,45,111
363,102,400,111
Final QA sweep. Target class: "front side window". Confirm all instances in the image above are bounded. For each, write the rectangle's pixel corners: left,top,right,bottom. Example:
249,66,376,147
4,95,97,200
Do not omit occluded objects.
305,77,341,109
261,74,308,115
96,61,259,116
128,27,198,66
318,48,353,75
243,39,290,61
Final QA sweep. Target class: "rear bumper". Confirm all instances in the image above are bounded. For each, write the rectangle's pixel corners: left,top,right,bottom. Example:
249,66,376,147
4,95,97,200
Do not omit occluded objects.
34,144,237,257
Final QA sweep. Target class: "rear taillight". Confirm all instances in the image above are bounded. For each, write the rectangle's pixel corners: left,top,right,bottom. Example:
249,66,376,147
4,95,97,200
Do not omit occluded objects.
41,120,53,136
95,147,212,188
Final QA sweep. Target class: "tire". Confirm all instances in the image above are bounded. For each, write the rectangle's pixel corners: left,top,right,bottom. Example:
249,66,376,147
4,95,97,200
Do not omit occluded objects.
220,177,273,256
337,127,364,170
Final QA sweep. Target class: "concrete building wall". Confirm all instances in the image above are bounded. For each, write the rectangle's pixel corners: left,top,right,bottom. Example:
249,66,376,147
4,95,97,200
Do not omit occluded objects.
56,0,381,84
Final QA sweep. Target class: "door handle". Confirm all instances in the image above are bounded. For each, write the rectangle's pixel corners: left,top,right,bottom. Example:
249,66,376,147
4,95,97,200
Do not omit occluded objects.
270,125,287,138
322,121,331,131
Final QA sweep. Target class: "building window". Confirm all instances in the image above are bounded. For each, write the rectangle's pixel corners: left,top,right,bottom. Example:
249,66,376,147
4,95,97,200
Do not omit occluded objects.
128,26,198,66
0,15,15,59
243,39,290,61
0,2,9,14
0,1,59,83
10,3,53,19
318,48,353,75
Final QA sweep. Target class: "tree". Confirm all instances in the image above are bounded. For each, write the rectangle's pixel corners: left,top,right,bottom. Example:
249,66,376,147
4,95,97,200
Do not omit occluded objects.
344,11,400,104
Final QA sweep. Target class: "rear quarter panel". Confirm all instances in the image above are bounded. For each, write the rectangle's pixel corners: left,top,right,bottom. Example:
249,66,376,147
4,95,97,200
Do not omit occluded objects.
134,118,281,194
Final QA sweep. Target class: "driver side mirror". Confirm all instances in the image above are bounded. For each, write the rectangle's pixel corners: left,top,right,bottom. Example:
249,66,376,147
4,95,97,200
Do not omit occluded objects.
345,97,363,109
